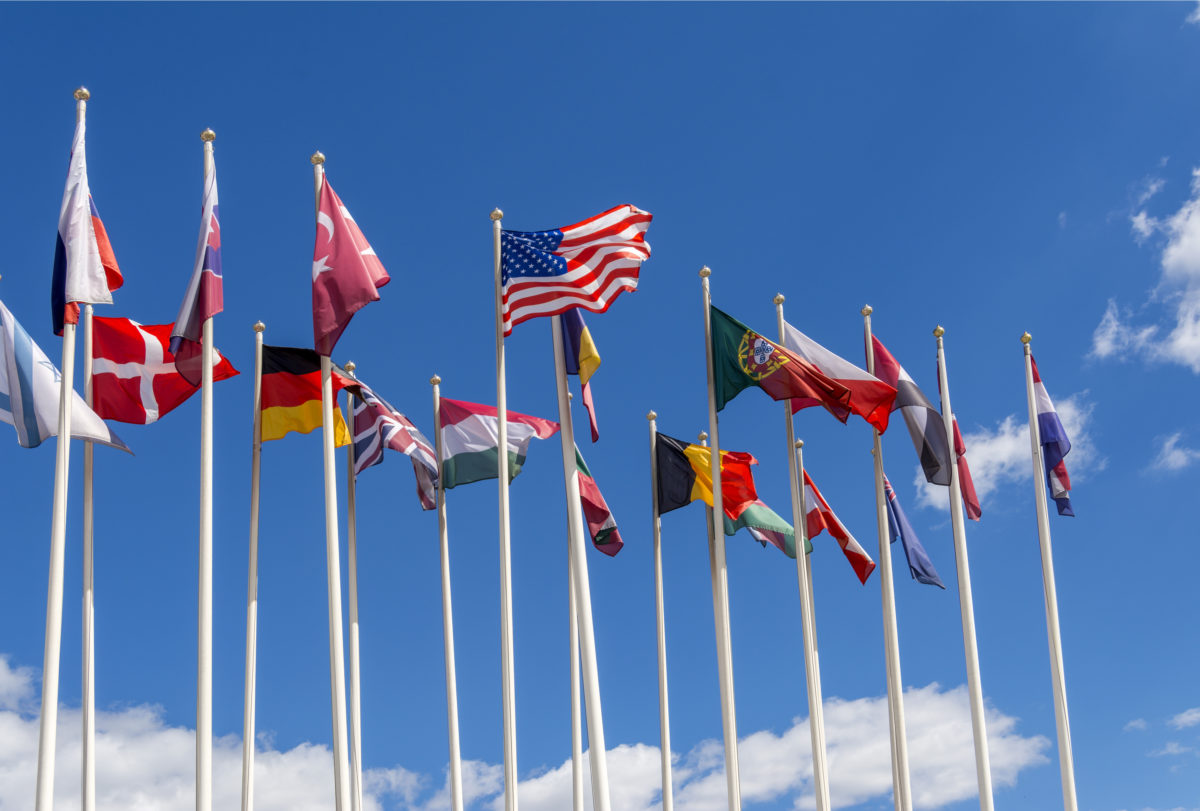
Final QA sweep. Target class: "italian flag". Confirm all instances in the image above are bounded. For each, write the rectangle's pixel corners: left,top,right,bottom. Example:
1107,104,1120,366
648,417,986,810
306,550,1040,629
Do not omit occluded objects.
439,397,559,489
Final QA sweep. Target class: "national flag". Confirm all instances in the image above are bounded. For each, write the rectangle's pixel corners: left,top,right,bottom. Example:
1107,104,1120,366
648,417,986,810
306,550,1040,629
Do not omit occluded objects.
576,446,623,556
560,308,601,442
260,345,352,445
936,350,983,521
803,470,875,584
350,379,438,511
438,398,559,489
1031,356,1074,517
782,321,896,432
654,432,760,519
51,116,122,335
0,299,128,452
500,205,652,335
728,499,806,558
312,176,390,357
884,475,945,588
709,306,852,414
170,154,223,386
92,317,238,424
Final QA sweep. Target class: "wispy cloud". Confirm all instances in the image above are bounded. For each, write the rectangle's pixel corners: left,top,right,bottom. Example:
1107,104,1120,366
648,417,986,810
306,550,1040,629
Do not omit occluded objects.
1124,718,1149,732
1188,1,1200,25
1149,741,1196,757
1169,707,1200,729
1151,434,1200,472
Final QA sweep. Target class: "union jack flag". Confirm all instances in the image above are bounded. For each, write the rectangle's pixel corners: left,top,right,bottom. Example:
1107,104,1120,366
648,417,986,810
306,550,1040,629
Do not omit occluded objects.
351,380,437,510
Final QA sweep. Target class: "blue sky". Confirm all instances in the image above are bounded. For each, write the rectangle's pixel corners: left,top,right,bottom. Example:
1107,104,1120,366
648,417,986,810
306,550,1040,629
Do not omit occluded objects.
0,2,1198,809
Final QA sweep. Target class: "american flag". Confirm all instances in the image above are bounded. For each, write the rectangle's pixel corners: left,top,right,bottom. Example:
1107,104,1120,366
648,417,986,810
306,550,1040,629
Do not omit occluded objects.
500,204,651,335
351,380,438,510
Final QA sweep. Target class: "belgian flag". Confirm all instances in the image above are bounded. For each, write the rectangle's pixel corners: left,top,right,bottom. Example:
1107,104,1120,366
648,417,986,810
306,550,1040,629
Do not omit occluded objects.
261,345,352,445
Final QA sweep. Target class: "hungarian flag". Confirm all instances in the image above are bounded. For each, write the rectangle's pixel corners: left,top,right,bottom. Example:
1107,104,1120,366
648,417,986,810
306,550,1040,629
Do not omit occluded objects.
560,308,601,442
803,470,875,584
312,175,390,357
170,152,223,386
576,446,623,556
709,306,851,414
782,320,895,432
884,475,944,588
1031,356,1074,516
92,317,238,424
261,345,352,445
438,398,559,489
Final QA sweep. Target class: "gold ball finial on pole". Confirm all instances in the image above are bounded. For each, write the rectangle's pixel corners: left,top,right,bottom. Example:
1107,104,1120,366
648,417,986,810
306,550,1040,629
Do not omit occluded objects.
201,128,216,142
795,439,804,449
698,431,708,442
490,208,504,221
311,151,326,166
1021,332,1032,345
74,87,90,101
647,410,657,421
773,293,785,305
344,361,356,373
699,266,711,278
430,374,442,385
253,321,265,333
933,325,945,338
861,305,873,316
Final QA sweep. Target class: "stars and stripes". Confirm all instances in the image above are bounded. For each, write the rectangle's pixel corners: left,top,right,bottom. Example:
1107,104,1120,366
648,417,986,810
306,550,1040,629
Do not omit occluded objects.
351,380,438,511
1031,356,1074,516
171,155,223,385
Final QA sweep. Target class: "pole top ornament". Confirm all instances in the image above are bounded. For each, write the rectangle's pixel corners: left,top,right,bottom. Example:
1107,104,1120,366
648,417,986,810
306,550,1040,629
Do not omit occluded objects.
74,87,90,101
861,304,873,316
431,374,442,385
201,128,216,142
773,293,785,305
490,208,504,221
253,321,265,333
311,151,325,166
795,439,804,449
699,266,711,278
1021,332,1032,344
344,361,356,373
933,325,945,338
698,431,708,442
647,410,657,421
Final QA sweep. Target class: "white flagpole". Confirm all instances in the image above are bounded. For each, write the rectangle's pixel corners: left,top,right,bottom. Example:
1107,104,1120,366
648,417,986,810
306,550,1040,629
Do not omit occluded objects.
568,537,584,811
35,85,87,811
647,413,674,811
1020,333,1078,811
861,305,913,811
699,266,742,811
313,151,352,811
491,208,519,811
772,295,831,811
82,302,96,811
934,327,994,811
550,317,612,811
344,362,364,811
431,375,465,811
242,322,265,811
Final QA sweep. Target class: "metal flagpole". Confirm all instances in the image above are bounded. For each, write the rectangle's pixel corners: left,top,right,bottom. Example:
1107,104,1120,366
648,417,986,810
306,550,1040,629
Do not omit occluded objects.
82,303,96,811
313,151,352,811
647,413,674,811
550,316,612,810
35,85,87,811
1020,333,1078,811
774,292,832,811
491,208,519,811
344,362,364,811
861,305,913,811
242,322,265,811
431,375,465,811
934,327,994,811
568,537,584,811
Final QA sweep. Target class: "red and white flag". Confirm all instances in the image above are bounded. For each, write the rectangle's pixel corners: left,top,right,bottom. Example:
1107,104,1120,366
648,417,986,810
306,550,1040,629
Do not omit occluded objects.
803,470,876,584
312,176,390,356
92,317,238,424
782,320,896,432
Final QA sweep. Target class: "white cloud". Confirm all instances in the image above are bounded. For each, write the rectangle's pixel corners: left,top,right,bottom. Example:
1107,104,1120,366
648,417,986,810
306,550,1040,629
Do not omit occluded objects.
1169,707,1200,729
1124,718,1148,732
1132,210,1158,242
1058,211,1067,230
1188,1,1200,25
1151,434,1200,472
1137,177,1167,207
1149,741,1195,757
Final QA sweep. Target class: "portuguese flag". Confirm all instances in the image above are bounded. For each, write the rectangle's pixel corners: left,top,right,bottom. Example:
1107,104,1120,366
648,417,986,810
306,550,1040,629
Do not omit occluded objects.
261,345,352,445
438,397,559,489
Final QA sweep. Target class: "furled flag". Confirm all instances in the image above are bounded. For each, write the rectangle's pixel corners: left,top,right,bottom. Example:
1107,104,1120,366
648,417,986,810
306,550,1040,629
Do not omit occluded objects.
350,378,438,511
438,398,559,489
312,176,390,357
872,335,982,520
0,299,128,452
170,154,223,386
936,351,983,521
782,321,896,432
883,475,945,588
92,317,238,424
803,470,875,584
560,308,601,441
575,446,623,556
710,306,852,414
260,345,352,445
1031,356,1074,516
51,115,122,335
500,205,652,335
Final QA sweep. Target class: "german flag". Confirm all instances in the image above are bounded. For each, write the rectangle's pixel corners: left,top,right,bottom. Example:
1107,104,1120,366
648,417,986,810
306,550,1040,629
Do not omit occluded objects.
261,345,352,445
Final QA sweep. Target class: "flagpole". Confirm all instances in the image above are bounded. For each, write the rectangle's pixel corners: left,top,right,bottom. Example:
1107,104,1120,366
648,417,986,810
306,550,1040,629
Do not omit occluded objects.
568,536,584,811
491,207,519,811
344,362,364,811
82,302,96,811
699,267,743,811
861,305,913,811
431,375,465,811
313,151,352,811
647,412,674,811
1020,333,1078,811
934,327,994,811
550,316,612,811
774,294,831,811
35,85,87,811
242,322,265,811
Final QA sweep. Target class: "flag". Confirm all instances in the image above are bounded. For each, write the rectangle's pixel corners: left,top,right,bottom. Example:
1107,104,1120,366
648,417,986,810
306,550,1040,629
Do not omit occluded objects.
1031,356,1074,516
576,446,623,556
0,299,128,452
782,320,896,432
170,155,223,386
728,499,806,558
500,205,651,335
560,308,601,441
312,176,390,356
884,476,945,588
709,306,852,414
260,345,352,445
654,432,760,519
803,470,875,584
51,116,122,335
92,317,238,424
936,350,983,521
438,397,559,489
350,379,438,511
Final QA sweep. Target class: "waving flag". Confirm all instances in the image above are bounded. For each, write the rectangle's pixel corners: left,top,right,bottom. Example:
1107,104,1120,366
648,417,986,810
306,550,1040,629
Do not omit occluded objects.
170,154,223,385
575,446,623,556
350,379,438,511
884,476,945,588
312,176,390,356
803,470,875,584
500,205,651,335
560,308,602,441
654,432,760,519
438,398,559,488
1031,356,1074,516
782,320,896,432
260,346,352,445
729,499,802,558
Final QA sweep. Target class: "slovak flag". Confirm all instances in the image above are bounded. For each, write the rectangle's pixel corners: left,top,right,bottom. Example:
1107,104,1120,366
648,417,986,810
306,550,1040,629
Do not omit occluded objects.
51,115,122,335
312,175,390,357
170,154,223,386
1031,356,1074,516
